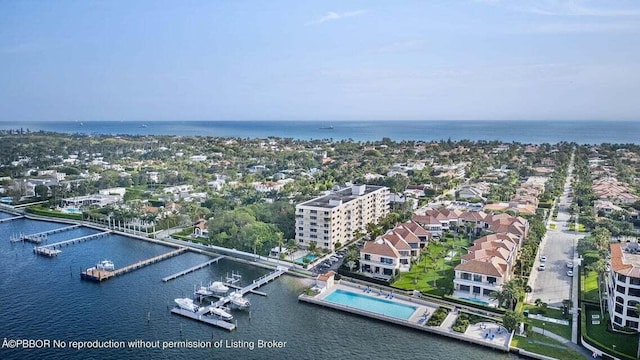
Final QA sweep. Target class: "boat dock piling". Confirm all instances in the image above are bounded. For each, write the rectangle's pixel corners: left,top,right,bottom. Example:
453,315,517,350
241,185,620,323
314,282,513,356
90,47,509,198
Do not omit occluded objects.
0,215,24,224
170,308,236,331
21,225,81,243
162,256,225,282
33,231,111,257
81,247,188,282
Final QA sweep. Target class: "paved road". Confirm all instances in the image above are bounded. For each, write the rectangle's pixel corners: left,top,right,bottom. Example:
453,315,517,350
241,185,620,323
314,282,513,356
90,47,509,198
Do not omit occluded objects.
529,152,585,307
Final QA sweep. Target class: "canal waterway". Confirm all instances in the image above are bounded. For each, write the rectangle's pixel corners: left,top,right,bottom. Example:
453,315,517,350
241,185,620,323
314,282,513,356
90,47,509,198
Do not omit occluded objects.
0,213,524,359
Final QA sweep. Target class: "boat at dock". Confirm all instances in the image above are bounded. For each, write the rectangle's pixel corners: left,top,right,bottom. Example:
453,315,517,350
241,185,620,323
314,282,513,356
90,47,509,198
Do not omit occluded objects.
229,290,250,309
208,281,229,294
174,298,199,312
195,286,215,297
208,306,233,321
96,260,115,271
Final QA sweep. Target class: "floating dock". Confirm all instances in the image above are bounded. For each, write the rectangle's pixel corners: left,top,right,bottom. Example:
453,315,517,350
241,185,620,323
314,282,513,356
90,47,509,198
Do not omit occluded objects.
81,247,188,282
162,256,225,282
0,215,24,223
170,308,236,331
223,282,268,297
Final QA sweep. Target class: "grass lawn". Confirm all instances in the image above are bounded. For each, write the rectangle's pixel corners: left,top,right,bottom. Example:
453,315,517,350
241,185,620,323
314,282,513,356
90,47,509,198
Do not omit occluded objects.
511,332,584,359
392,236,470,296
582,271,600,303
568,223,586,232
584,309,638,359
523,305,572,340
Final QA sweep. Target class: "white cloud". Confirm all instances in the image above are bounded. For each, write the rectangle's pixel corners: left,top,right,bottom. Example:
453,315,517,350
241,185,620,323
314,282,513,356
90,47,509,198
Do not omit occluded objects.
306,10,365,25
474,0,640,17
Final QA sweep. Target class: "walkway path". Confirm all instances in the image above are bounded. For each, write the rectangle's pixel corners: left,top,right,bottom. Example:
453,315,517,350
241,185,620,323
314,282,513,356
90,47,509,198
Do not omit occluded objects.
531,327,593,359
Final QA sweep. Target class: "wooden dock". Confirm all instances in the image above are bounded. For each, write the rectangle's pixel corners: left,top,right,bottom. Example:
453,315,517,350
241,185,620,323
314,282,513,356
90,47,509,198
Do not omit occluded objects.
224,282,268,297
0,215,23,223
81,247,188,282
162,256,225,282
170,308,236,331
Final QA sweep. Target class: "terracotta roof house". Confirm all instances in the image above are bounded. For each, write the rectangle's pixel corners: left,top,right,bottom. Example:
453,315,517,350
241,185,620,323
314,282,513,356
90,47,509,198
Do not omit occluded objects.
359,238,404,279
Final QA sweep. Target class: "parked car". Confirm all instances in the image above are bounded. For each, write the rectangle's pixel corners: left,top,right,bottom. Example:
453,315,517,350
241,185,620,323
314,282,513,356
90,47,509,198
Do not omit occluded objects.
567,270,574,277
540,256,547,262
567,261,573,269
329,256,339,262
539,263,546,271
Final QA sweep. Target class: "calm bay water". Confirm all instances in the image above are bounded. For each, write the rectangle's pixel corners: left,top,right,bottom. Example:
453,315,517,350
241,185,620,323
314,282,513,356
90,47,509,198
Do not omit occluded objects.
0,214,522,359
0,120,638,144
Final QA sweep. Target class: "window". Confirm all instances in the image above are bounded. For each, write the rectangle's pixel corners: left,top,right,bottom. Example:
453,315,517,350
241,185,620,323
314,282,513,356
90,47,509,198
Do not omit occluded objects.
629,288,640,297
617,296,626,304
614,316,623,325
619,274,627,283
324,242,329,247
487,277,497,285
364,254,371,261
310,210,317,214
298,227,303,230
630,277,640,286
461,273,471,280
617,285,626,295
627,320,639,330
298,239,304,243
473,274,482,282
615,303,624,314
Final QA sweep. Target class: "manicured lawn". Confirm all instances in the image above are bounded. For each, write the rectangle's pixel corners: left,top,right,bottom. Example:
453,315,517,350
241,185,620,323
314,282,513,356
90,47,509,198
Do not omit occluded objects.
392,236,470,296
522,305,571,340
511,332,584,360
584,309,637,359
582,271,600,303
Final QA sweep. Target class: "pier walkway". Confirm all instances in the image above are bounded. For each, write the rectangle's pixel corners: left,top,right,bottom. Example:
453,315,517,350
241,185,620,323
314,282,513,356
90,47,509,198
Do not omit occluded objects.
162,256,225,282
0,215,23,223
170,308,236,331
213,267,287,307
22,225,81,243
81,247,188,282
33,231,112,257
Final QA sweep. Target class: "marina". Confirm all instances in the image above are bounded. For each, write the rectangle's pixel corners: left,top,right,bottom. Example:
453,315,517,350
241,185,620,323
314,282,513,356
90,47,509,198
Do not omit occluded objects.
81,247,188,282
162,255,226,282
172,266,288,331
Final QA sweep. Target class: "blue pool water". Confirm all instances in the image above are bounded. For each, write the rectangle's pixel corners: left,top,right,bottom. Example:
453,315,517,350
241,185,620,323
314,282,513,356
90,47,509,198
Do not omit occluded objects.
324,289,417,320
461,297,490,306
294,254,317,264
62,207,82,214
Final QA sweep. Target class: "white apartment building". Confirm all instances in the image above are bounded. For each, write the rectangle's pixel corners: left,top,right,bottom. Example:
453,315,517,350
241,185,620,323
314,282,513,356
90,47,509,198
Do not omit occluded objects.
295,185,389,251
607,243,640,330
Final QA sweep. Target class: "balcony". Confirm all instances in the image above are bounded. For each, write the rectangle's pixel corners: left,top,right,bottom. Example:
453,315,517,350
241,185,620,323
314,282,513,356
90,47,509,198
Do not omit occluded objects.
454,278,501,291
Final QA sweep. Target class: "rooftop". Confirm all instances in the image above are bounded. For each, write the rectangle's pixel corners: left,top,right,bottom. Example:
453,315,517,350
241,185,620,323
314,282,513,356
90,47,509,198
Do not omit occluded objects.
298,185,386,209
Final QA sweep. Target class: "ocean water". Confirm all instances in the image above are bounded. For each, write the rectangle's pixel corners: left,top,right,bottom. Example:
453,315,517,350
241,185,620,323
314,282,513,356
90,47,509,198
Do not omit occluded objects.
0,215,522,359
0,120,638,144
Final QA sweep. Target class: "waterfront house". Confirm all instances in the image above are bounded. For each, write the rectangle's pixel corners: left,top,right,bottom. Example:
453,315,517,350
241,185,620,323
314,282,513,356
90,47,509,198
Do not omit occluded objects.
193,219,208,238
607,243,640,330
359,238,402,279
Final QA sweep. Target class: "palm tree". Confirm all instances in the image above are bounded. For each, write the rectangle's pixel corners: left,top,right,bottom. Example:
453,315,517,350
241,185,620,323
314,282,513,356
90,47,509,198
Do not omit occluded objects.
588,259,607,317
490,280,524,310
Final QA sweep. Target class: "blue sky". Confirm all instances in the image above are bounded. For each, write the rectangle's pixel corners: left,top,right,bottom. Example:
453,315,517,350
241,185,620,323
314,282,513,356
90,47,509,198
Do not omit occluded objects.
1,0,639,121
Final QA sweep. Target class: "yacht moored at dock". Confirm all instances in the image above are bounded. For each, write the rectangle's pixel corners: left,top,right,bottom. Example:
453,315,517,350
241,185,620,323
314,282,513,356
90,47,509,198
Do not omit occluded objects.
208,306,233,321
208,281,229,294
195,286,214,297
174,298,199,312
229,290,250,309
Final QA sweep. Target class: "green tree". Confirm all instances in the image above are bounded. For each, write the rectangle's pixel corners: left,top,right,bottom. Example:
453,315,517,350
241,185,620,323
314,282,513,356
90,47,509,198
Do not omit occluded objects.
503,310,524,332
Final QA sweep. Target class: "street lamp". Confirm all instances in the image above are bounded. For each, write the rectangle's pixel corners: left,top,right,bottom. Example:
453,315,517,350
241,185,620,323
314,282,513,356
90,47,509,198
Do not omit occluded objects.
542,322,546,335
613,344,616,353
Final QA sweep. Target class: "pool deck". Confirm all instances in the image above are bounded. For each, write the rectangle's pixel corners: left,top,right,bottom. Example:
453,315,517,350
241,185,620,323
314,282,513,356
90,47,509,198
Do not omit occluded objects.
300,281,511,353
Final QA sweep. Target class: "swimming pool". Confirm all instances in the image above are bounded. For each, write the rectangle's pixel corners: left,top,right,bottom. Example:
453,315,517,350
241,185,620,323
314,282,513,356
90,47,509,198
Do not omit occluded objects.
294,254,317,264
324,289,417,320
62,207,82,214
461,297,490,306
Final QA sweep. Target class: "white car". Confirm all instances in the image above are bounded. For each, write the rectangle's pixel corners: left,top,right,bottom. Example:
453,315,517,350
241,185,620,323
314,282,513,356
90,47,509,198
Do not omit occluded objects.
540,256,547,262
567,261,574,269
567,270,574,277
539,263,546,271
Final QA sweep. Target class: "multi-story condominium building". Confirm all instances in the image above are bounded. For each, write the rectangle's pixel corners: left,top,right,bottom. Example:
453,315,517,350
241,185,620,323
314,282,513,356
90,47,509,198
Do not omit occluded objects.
606,242,640,330
295,185,389,251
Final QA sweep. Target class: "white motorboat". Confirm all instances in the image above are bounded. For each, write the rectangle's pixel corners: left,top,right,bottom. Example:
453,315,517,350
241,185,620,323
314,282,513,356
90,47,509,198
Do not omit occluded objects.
195,286,214,297
96,260,115,271
209,306,233,321
208,281,229,294
228,291,250,309
174,298,199,312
